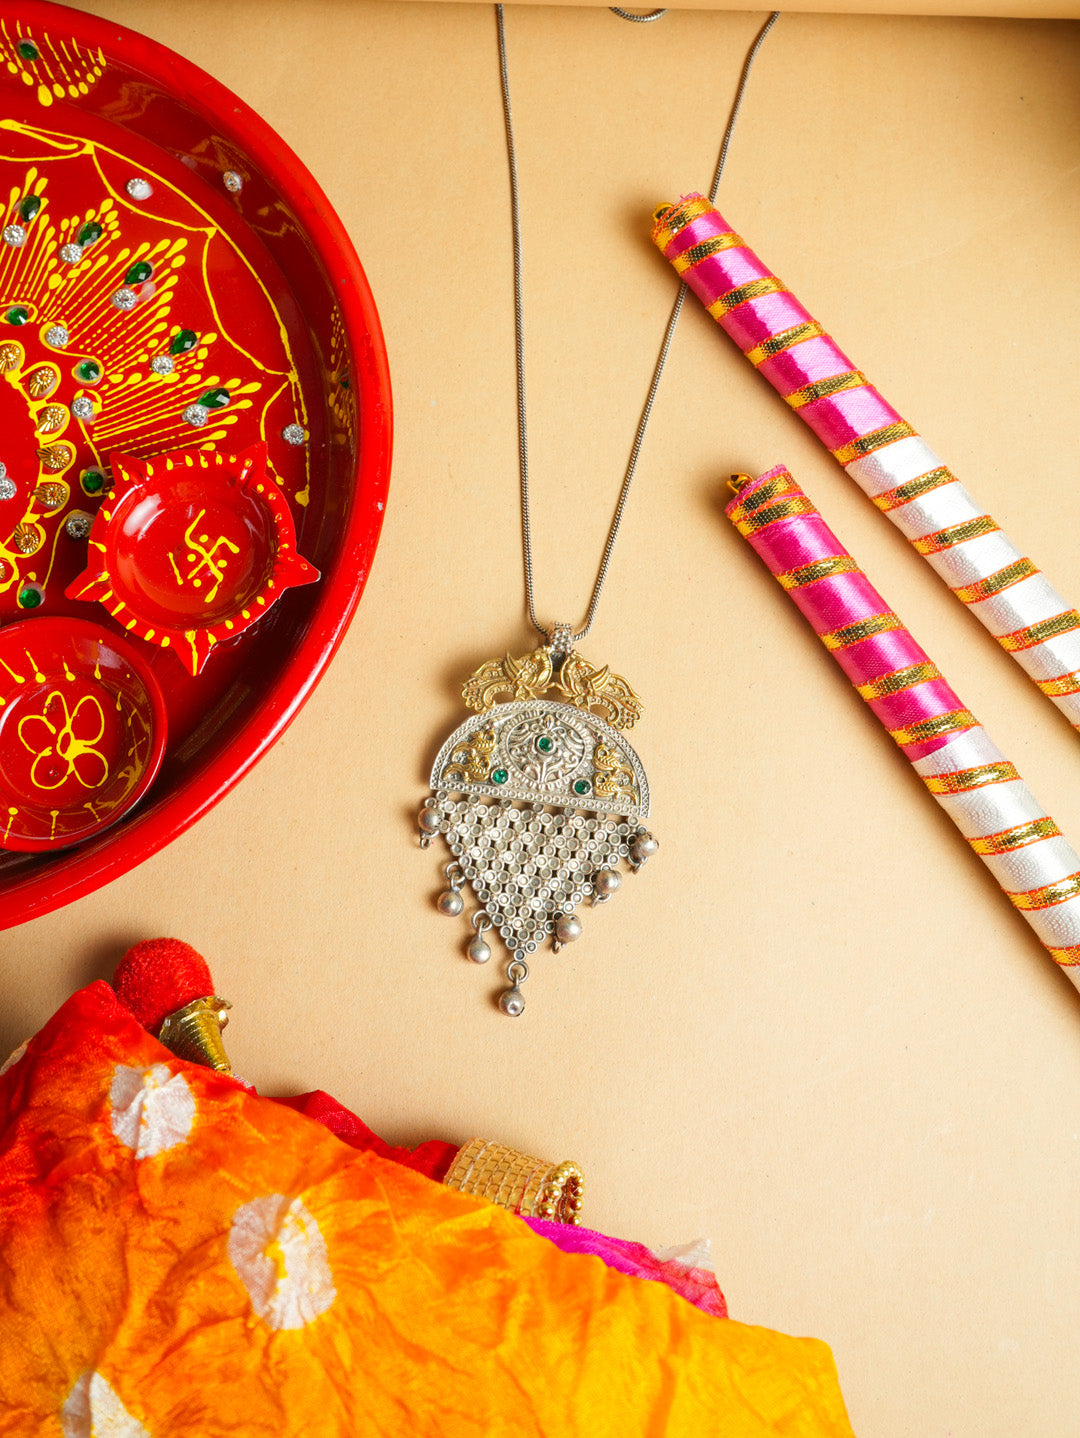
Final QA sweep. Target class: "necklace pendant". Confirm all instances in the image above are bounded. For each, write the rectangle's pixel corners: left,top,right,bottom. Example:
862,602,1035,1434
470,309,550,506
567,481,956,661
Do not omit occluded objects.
418,639,658,1015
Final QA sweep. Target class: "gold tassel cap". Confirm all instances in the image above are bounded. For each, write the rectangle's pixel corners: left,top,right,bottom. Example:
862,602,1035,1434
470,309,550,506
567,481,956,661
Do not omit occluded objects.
157,996,233,1072
444,1138,584,1225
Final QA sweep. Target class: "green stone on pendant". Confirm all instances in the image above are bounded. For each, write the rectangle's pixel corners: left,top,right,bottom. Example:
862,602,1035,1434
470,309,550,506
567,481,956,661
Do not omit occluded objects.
18,195,40,222
77,360,101,382
573,779,591,796
536,736,554,753
81,469,105,495
491,769,508,785
77,220,103,247
17,585,42,609
5,306,28,325
124,260,152,284
198,387,230,409
169,329,198,355
16,41,39,61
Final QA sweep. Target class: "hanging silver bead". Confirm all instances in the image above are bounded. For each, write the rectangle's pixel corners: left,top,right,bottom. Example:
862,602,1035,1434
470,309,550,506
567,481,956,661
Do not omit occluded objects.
630,832,659,867
436,889,464,917
500,959,528,1016
593,868,621,902
499,986,525,1017
468,935,492,963
554,913,582,947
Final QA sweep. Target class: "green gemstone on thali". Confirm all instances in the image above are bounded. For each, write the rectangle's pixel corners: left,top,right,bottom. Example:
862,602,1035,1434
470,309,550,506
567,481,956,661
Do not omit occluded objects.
17,586,42,609
198,387,230,408
16,41,39,61
169,329,198,355
81,469,105,495
124,260,152,284
77,361,101,382
5,306,28,325
18,195,40,222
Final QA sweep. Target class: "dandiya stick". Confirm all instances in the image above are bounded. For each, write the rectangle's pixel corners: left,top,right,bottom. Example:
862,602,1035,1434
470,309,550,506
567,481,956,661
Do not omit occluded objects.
728,465,1080,991
653,195,1080,733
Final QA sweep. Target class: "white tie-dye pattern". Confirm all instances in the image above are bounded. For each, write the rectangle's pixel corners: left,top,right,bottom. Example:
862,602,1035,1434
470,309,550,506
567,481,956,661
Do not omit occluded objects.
60,1371,151,1437
228,1193,335,1330
108,1063,195,1158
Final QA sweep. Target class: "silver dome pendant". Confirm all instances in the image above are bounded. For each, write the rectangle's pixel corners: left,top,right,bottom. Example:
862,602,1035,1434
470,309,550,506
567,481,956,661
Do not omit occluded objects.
418,638,658,1016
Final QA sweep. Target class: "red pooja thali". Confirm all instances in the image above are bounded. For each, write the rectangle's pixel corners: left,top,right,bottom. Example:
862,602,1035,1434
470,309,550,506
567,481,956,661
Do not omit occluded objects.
0,4,391,923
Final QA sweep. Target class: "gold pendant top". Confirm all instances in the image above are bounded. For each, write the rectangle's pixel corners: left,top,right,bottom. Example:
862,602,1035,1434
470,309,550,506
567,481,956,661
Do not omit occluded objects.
461,641,643,731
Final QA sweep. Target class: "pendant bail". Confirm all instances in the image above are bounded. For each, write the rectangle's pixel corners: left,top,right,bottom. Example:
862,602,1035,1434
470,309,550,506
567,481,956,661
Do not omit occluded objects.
547,622,574,660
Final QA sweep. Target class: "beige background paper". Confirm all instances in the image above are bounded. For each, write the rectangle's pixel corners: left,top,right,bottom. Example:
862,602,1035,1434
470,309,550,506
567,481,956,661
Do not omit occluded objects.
3,3,1080,1433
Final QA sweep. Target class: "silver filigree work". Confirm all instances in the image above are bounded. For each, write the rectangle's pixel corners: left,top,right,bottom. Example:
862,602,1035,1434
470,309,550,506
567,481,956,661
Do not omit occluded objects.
420,698,656,1014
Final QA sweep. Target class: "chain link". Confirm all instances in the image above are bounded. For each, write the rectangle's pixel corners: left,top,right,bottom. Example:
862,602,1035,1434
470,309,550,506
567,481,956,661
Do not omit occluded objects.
495,5,779,642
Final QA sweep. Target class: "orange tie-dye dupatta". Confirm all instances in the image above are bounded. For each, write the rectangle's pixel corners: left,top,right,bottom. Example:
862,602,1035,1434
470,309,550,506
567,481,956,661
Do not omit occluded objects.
0,983,854,1437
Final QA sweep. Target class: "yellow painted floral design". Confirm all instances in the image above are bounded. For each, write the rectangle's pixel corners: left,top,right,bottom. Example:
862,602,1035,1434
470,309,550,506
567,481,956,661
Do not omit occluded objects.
18,689,108,790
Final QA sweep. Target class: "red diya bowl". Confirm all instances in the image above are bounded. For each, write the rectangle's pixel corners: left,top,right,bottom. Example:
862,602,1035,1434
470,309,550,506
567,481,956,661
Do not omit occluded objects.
0,618,167,851
0,6,391,922
68,445,320,677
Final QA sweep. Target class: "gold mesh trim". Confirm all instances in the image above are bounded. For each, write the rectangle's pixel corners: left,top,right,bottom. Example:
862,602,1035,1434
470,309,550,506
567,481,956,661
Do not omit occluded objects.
730,494,815,536
870,467,956,512
651,196,713,249
832,422,917,465
671,231,745,274
912,515,999,555
922,761,1019,794
1047,943,1080,966
951,558,1037,604
1007,872,1080,912
729,471,800,518
820,611,904,651
998,611,1080,653
888,709,977,746
1036,670,1080,699
969,817,1061,855
707,275,786,318
785,371,869,411
443,1138,584,1225
856,662,941,700
776,555,859,591
745,321,826,367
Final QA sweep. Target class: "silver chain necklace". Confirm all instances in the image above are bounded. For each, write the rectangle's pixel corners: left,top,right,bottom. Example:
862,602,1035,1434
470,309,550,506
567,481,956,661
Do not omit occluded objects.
501,3,780,644
419,7,778,1016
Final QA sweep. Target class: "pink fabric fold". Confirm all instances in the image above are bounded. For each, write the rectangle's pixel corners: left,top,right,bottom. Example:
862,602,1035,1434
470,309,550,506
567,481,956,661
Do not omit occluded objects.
523,1218,728,1320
